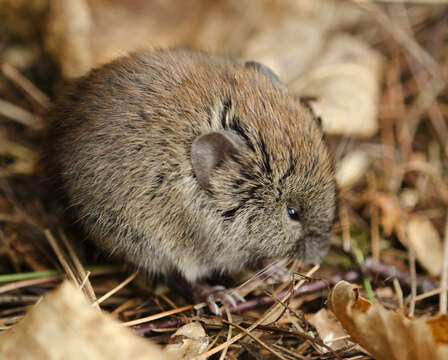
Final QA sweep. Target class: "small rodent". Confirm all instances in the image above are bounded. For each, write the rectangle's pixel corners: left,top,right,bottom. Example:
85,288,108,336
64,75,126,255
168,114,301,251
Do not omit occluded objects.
48,48,336,301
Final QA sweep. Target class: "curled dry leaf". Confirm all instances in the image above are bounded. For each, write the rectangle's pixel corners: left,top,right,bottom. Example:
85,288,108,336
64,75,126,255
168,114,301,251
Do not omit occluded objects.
165,322,209,360
407,215,443,276
0,281,172,360
328,281,448,360
308,308,351,351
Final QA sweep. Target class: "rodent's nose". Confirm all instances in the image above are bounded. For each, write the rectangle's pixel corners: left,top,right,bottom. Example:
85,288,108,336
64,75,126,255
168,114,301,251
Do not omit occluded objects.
302,234,329,265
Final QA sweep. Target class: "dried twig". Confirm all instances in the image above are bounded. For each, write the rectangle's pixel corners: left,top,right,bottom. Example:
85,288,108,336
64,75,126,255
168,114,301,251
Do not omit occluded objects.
1,63,52,110
93,272,138,307
0,98,43,129
408,248,417,317
440,214,448,313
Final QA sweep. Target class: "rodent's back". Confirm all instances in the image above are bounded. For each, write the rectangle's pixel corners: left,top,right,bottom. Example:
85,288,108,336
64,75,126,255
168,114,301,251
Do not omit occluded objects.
49,49,336,282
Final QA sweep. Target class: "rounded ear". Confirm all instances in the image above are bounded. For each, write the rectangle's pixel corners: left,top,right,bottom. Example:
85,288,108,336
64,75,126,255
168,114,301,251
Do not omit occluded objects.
191,131,241,189
245,61,287,94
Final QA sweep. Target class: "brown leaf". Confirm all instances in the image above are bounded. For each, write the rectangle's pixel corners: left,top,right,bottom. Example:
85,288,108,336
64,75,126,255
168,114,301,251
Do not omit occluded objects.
328,281,448,360
0,281,172,360
308,308,350,350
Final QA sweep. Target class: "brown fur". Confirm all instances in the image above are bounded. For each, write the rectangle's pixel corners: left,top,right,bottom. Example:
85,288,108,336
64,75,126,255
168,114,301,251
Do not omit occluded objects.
47,48,336,283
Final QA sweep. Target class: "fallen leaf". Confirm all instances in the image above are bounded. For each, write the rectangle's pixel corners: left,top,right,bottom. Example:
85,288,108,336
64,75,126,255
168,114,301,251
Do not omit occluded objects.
0,281,172,360
328,281,448,360
165,322,209,360
407,215,443,276
292,34,383,138
308,308,350,350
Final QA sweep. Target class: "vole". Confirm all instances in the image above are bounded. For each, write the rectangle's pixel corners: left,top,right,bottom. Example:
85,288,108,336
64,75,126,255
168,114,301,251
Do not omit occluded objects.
47,48,336,311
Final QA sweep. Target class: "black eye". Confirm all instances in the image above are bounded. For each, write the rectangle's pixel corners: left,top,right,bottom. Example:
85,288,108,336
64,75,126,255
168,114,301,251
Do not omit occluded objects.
287,206,300,222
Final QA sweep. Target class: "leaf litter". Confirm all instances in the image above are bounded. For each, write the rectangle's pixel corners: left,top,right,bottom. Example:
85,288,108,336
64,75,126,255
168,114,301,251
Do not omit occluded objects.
0,0,448,359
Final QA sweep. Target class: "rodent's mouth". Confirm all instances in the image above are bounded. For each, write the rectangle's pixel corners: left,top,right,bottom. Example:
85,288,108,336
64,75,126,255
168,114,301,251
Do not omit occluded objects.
290,236,329,265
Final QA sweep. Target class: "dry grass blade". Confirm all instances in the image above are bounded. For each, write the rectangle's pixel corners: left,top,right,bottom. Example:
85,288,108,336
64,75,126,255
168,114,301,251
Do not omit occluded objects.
0,98,43,129
122,304,195,327
0,275,62,295
355,1,443,76
440,215,448,313
58,229,97,304
93,271,138,307
44,229,78,285
1,63,52,110
219,307,233,360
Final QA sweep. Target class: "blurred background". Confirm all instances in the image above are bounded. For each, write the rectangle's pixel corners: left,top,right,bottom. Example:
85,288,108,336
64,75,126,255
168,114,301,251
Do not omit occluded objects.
0,0,448,358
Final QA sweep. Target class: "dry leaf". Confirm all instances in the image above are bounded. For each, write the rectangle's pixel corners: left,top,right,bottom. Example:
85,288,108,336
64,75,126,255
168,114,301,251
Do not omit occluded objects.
407,215,443,276
335,150,370,188
165,322,209,360
292,34,383,138
328,281,448,360
0,281,172,360
242,19,325,83
308,308,350,350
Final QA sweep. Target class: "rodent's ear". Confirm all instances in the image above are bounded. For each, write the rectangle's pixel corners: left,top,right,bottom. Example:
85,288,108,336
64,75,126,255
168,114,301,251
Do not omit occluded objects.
191,131,241,188
295,95,323,129
244,61,287,94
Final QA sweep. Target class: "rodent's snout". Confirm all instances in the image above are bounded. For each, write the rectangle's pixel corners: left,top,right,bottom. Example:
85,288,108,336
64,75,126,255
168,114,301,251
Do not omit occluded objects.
299,234,330,265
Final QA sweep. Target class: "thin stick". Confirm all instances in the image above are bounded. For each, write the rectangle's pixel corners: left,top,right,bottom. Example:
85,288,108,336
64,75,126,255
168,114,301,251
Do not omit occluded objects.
44,229,78,285
79,271,91,290
93,272,138,306
355,1,442,76
123,304,194,327
410,285,448,304
219,307,233,360
0,275,62,294
0,98,43,129
58,229,97,305
393,278,404,312
408,247,417,317
112,298,139,316
223,320,290,360
439,214,448,313
1,63,51,110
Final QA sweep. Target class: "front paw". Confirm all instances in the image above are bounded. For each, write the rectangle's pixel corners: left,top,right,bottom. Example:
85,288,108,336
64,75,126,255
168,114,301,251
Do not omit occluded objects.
193,284,245,315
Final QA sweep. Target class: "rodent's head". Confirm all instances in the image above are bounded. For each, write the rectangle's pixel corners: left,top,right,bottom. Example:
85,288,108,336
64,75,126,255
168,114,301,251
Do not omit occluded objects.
191,61,337,266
